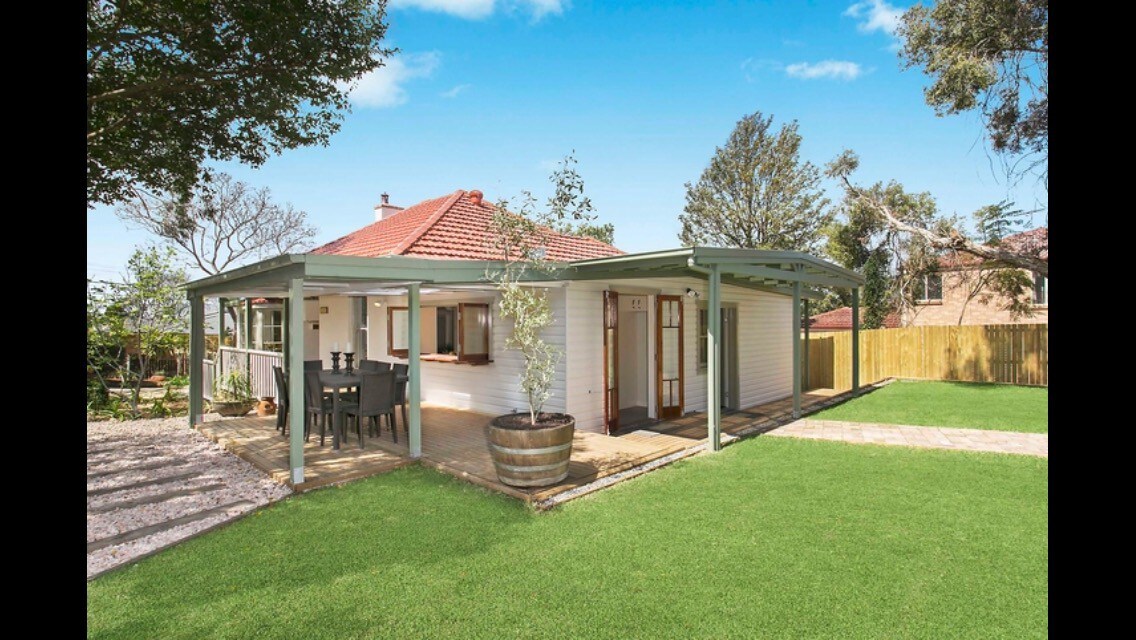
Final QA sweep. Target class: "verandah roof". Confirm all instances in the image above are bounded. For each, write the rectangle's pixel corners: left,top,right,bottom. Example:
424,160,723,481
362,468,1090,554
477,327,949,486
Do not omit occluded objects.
184,247,864,297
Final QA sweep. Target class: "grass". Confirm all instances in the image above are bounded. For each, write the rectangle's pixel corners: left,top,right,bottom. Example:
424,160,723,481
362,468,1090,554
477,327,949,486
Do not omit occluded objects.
88,437,1048,639
812,380,1048,433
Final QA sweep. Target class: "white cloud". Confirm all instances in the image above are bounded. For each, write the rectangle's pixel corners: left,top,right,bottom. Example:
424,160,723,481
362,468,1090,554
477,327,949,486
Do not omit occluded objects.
390,0,567,20
440,83,472,98
347,52,441,108
844,0,903,36
785,60,863,81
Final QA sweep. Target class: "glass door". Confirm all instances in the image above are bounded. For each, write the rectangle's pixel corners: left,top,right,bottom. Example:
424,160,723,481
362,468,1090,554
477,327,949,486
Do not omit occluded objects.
656,295,684,420
603,291,619,433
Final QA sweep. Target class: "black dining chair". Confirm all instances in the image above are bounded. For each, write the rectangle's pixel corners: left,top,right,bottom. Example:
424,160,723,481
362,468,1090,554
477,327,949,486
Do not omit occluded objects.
304,370,336,445
303,360,322,371
392,363,409,433
342,371,396,448
273,366,288,436
359,359,380,372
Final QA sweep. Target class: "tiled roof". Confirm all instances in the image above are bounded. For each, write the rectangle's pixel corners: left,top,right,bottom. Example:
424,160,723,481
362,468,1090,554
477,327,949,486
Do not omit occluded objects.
939,227,1048,269
808,306,900,331
311,189,623,261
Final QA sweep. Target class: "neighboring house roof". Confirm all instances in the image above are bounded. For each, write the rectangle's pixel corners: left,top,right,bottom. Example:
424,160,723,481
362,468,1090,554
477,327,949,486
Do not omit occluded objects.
311,189,624,261
808,306,899,331
939,227,1048,270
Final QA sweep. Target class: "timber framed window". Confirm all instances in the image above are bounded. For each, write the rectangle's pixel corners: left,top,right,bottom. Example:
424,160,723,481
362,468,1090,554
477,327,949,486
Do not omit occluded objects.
387,307,409,358
387,303,491,363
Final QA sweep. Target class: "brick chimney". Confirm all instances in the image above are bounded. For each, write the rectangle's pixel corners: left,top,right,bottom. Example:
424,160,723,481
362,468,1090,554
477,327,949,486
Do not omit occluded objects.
468,190,484,206
374,193,404,221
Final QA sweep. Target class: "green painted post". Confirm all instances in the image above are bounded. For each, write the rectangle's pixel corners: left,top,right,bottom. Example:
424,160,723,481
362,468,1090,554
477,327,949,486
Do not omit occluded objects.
803,298,810,391
188,295,204,429
218,298,227,352
707,264,721,451
244,298,253,370
408,283,422,458
282,298,290,367
792,280,802,418
287,277,306,485
851,287,861,394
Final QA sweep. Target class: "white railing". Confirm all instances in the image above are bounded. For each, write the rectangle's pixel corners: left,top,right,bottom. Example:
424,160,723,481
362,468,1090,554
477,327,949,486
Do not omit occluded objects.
216,346,284,399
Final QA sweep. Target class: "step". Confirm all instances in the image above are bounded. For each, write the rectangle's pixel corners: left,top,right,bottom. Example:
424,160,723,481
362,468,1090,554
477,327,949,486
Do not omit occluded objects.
87,500,255,553
87,471,199,497
88,483,228,514
87,459,188,480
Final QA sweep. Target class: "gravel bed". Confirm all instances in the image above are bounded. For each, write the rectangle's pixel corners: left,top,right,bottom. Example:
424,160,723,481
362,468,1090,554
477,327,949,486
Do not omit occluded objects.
87,416,292,580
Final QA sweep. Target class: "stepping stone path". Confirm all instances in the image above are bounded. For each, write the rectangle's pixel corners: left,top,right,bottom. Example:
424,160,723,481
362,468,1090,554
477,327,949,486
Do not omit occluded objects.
87,417,291,580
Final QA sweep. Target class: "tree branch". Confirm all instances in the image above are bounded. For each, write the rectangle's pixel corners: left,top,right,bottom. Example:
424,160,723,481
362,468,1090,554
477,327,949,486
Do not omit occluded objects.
841,175,1048,277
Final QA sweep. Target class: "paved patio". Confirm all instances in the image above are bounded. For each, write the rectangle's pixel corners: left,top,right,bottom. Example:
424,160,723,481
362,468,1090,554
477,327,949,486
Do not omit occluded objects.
767,418,1048,457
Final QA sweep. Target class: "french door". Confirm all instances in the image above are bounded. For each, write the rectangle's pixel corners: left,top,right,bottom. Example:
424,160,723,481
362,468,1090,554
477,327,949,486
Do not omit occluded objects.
656,295,684,420
602,291,619,434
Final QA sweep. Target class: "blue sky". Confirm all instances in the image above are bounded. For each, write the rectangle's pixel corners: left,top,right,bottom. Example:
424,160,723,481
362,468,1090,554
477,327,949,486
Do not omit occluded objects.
86,0,1048,281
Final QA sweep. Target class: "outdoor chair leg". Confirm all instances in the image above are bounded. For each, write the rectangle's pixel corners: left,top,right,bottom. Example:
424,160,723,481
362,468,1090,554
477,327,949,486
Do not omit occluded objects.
390,412,398,444
319,414,326,446
401,404,408,433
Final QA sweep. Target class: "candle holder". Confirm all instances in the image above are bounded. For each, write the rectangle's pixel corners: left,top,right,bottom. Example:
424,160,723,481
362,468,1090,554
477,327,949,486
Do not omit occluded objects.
330,351,342,373
344,352,355,375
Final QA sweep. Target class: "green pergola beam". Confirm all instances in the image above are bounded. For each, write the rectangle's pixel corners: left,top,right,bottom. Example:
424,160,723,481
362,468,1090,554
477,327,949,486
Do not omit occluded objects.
188,295,204,429
726,264,855,289
792,278,802,418
407,283,422,457
287,276,306,484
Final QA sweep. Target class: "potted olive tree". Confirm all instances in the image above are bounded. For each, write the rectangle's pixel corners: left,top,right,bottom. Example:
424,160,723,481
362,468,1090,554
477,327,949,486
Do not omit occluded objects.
211,370,257,417
486,154,604,487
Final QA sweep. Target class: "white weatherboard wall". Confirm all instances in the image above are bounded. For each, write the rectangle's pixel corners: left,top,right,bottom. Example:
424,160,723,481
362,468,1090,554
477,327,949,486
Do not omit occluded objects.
317,296,355,367
564,278,793,434
303,299,320,360
364,288,568,417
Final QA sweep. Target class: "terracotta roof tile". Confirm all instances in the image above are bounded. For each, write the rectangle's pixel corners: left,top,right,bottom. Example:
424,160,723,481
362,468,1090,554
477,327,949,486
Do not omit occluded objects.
311,190,623,261
808,306,899,331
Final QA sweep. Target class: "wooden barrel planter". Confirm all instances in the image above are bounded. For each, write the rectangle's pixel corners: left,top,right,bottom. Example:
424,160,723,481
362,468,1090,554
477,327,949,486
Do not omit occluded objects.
488,414,575,487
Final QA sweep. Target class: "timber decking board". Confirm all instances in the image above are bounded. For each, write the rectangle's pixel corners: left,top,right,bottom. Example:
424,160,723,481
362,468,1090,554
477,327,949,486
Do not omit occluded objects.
196,391,844,503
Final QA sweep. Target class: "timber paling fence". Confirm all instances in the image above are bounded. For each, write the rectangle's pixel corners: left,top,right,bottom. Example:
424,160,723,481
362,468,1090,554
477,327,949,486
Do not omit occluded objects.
804,324,1048,391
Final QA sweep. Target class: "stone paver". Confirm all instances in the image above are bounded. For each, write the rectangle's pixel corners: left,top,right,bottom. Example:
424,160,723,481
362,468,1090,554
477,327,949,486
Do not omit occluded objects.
767,418,1048,457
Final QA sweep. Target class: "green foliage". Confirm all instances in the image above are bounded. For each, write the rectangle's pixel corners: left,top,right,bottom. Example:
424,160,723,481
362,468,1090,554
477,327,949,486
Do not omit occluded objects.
899,0,1048,173
680,112,832,252
87,0,393,205
166,375,190,389
973,201,1029,244
117,173,317,274
488,154,600,424
87,246,189,417
814,380,1049,433
213,370,254,403
88,443,1049,638
861,250,890,329
570,221,616,245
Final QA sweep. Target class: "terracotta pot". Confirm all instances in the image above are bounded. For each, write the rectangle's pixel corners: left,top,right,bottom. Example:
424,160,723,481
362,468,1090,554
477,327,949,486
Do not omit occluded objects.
487,414,575,487
256,397,277,416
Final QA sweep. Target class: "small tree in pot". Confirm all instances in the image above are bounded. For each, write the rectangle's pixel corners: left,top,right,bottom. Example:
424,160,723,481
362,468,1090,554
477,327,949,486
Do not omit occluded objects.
486,154,601,487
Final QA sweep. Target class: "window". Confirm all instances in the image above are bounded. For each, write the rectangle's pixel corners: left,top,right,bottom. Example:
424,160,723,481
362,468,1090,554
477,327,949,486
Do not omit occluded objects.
387,307,409,357
388,303,491,362
697,308,708,368
436,307,457,354
1033,272,1048,305
458,303,490,363
254,309,283,351
915,273,943,303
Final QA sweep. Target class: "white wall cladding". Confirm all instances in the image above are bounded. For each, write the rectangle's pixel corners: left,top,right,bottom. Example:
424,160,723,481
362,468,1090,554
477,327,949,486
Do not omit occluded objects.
564,277,793,433
359,288,568,418
318,277,792,433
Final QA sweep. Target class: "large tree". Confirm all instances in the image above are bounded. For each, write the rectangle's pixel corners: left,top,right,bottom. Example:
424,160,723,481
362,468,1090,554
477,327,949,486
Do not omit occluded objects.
679,112,831,252
899,0,1048,177
117,173,317,275
87,0,392,205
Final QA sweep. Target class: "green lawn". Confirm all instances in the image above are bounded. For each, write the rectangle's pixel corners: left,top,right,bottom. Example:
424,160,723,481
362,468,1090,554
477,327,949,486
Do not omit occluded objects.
813,380,1049,433
88,438,1048,639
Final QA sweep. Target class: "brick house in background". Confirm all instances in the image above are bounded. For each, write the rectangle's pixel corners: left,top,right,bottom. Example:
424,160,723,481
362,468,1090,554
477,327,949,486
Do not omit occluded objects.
904,227,1048,326
807,306,899,332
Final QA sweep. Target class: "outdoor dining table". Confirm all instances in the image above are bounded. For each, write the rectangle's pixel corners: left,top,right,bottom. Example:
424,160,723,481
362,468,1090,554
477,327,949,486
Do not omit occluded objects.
317,369,410,450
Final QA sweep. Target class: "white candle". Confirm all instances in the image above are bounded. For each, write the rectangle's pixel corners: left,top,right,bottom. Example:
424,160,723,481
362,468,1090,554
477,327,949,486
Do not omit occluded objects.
345,341,353,353
332,342,339,352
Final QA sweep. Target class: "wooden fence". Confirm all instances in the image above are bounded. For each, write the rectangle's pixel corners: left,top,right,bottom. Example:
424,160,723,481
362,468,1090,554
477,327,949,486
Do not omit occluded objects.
803,324,1048,390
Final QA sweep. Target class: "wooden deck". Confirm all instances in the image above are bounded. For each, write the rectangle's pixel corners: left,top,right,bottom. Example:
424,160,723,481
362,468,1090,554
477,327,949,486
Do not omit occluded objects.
197,389,846,502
